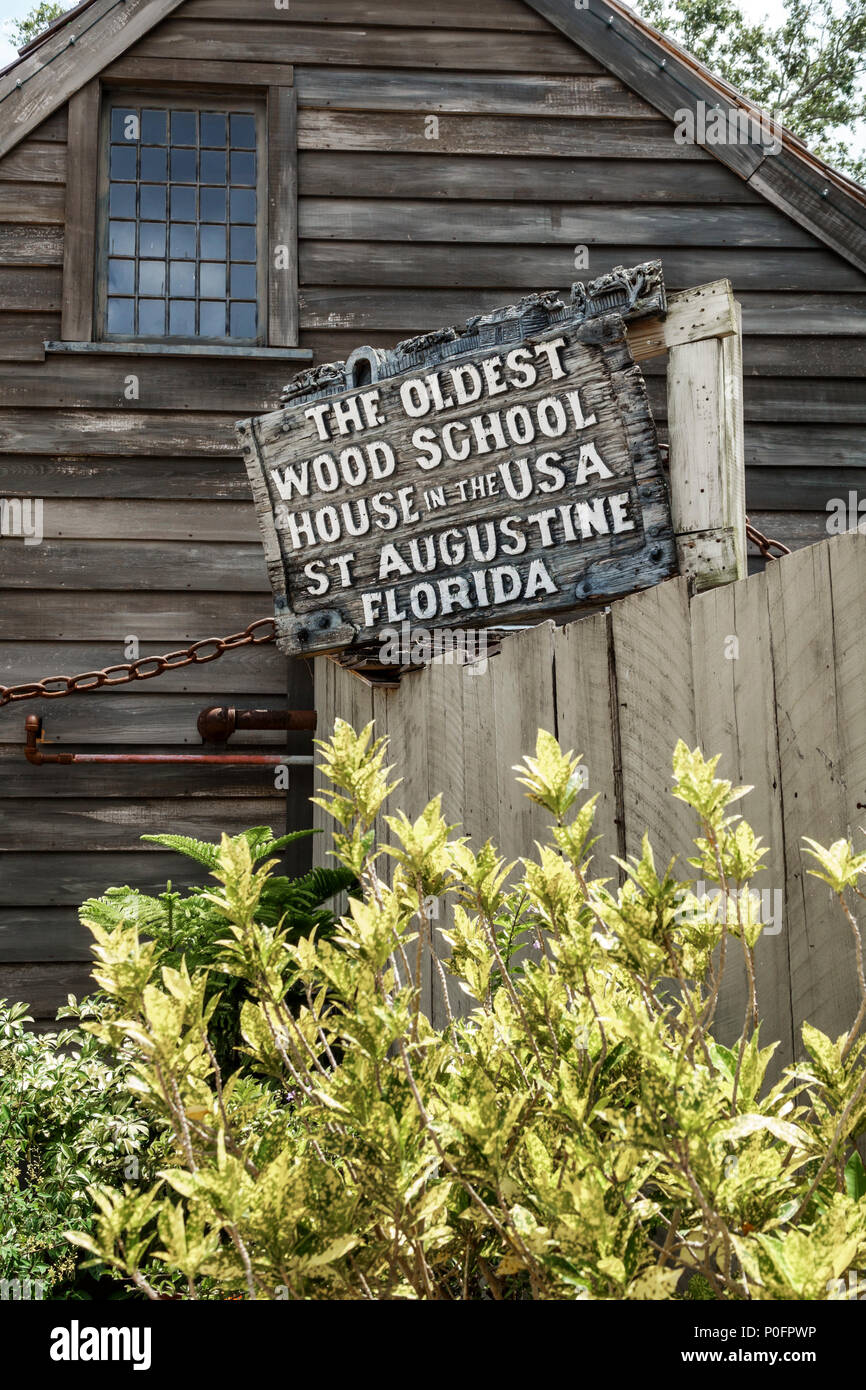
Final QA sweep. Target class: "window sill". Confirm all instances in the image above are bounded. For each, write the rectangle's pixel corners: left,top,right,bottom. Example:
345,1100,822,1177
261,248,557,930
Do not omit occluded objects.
45,341,313,362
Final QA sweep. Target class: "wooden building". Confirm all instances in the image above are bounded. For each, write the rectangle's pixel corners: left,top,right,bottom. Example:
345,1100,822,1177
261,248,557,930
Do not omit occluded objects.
0,0,864,1026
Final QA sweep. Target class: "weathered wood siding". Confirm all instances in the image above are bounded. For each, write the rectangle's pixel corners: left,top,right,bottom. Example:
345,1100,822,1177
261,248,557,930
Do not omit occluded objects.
315,533,866,1075
0,0,863,1023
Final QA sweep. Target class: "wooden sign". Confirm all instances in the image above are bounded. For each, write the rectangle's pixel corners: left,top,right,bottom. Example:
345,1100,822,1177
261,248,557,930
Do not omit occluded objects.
238,264,677,658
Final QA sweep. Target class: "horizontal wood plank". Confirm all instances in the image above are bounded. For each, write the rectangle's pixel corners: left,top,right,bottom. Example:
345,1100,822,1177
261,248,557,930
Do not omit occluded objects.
0,797,288,852
183,0,554,29
747,467,866,510
0,183,65,223
299,151,760,202
297,111,712,157
0,410,242,455
297,198,817,248
0,641,287,693
0,312,57,360
0,356,286,412
0,590,273,640
0,910,93,963
0,140,66,183
0,538,269,589
299,242,866,291
0,266,61,309
0,853,210,906
0,455,249,499
0,692,294,744
135,24,624,75
0,224,63,264
0,744,300,797
0,962,96,1017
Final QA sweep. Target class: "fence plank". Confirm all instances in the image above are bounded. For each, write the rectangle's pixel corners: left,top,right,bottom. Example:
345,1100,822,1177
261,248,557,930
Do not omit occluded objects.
610,578,696,868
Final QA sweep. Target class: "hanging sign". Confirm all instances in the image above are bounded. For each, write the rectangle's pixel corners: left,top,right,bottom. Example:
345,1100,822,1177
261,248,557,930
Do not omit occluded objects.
238,262,676,657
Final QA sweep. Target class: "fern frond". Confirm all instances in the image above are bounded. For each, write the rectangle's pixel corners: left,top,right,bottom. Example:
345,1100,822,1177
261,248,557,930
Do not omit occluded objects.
141,833,221,868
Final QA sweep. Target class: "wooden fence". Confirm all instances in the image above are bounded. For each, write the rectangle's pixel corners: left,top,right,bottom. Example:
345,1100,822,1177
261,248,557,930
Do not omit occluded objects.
314,530,866,1071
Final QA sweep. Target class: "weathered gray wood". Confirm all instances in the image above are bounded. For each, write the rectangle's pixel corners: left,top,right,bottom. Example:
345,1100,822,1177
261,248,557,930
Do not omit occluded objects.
0,797,286,853
0,642,287,694
0,693,290,745
0,963,95,1018
737,294,866,337
45,342,311,361
0,139,66,183
103,55,294,86
298,111,712,158
300,242,866,292
0,455,249,499
667,296,746,588
764,542,859,1048
299,152,756,202
0,540,269,591
268,85,299,348
0,0,190,160
183,0,554,30
243,311,674,657
553,610,622,864
0,313,57,360
747,469,866,510
136,23,631,75
297,200,817,249
0,225,63,264
0,745,292,798
0,853,209,905
610,577,697,867
0,267,61,310
0,590,270,640
690,571,792,1080
0,356,291,410
0,410,243,454
4,499,258,543
0,910,93,963
0,184,65,222
747,150,866,277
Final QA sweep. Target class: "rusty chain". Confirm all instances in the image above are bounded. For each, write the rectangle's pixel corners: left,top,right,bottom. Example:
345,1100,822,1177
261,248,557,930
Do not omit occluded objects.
0,617,277,709
0,516,792,709
745,517,792,561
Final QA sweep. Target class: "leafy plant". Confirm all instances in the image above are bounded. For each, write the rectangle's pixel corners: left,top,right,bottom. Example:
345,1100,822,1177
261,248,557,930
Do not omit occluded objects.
80,827,355,1074
67,724,866,1300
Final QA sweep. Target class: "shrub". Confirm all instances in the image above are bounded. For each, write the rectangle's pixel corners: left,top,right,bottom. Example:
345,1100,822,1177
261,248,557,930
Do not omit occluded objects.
68,724,866,1300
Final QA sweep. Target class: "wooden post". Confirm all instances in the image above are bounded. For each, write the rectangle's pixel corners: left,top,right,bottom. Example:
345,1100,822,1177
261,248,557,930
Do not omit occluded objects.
657,280,746,589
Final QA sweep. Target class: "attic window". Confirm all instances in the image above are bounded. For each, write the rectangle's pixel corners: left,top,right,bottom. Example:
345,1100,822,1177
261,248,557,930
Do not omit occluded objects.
99,98,265,345
58,67,300,353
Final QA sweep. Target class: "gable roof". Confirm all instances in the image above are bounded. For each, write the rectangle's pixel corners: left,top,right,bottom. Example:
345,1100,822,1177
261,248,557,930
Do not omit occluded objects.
0,0,863,273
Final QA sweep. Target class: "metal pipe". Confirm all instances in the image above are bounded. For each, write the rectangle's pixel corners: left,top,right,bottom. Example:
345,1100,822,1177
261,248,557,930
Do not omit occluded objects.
24,716,314,767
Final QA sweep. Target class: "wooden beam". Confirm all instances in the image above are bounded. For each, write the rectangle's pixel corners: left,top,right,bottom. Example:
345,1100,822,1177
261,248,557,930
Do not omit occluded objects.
103,56,294,87
666,283,746,588
268,85,299,347
627,279,737,361
0,0,190,161
60,79,100,344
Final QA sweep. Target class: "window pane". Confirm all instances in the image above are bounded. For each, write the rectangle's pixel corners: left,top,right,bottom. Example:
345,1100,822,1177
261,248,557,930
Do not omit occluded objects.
200,225,226,260
110,144,137,180
230,188,256,224
139,260,166,296
140,222,167,257
200,301,226,338
170,147,197,182
170,261,196,297
108,258,135,295
230,263,256,299
200,187,226,222
200,149,227,185
139,300,166,336
140,184,167,220
109,220,136,256
200,262,226,299
170,223,196,260
109,183,137,218
171,110,197,145
230,114,256,149
141,109,167,144
107,298,135,334
140,147,167,182
170,185,196,221
230,302,257,339
231,225,256,261
230,151,256,186
169,300,196,336
201,112,227,147
111,108,136,143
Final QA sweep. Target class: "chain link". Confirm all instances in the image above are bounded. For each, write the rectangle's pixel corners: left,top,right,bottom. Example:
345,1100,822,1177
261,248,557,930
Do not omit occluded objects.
746,518,792,561
0,617,277,709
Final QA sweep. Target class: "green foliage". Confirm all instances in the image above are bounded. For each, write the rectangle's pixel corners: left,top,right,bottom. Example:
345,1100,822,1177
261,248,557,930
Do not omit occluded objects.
80,827,354,1074
0,997,153,1298
65,723,866,1299
7,2,70,52
635,0,866,180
